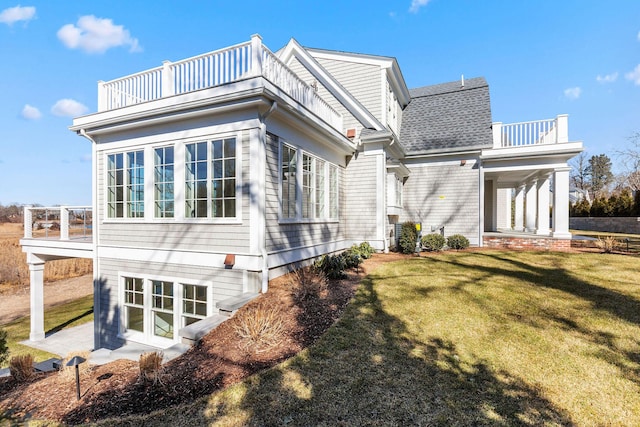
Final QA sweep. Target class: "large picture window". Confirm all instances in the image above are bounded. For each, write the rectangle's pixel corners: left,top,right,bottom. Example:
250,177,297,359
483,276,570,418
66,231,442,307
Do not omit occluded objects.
185,137,237,219
107,150,144,218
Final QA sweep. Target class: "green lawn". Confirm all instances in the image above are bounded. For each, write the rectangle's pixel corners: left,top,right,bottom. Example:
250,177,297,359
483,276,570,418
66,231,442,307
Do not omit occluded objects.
0,295,93,368
89,252,640,425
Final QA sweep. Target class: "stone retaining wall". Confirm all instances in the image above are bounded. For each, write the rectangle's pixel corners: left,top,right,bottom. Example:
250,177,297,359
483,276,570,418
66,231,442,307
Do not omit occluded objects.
570,217,640,234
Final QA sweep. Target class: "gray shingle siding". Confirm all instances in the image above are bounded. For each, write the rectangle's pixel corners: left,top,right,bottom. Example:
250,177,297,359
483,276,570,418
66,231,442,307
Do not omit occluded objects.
400,77,493,155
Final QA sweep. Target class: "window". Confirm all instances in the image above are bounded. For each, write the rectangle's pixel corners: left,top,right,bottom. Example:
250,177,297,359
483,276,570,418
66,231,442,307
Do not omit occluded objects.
107,150,144,218
395,177,403,207
302,154,325,219
182,284,207,326
281,144,297,218
280,141,338,221
329,165,338,218
152,280,174,339
185,138,237,219
124,277,144,333
154,146,174,218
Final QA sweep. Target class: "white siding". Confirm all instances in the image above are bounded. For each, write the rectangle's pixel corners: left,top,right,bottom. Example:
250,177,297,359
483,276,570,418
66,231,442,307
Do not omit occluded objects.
401,159,480,244
344,151,380,245
316,58,382,124
264,132,346,255
96,129,251,253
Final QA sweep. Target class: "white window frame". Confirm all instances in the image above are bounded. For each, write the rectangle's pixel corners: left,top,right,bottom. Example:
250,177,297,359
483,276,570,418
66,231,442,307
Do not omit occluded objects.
154,145,175,218
278,139,339,223
118,272,214,347
184,135,242,223
106,149,145,219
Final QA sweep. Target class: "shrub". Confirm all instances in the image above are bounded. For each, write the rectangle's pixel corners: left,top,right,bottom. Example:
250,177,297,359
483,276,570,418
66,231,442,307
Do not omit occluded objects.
139,351,164,384
233,301,285,353
447,234,470,250
314,254,347,279
0,329,8,366
357,242,375,259
595,236,619,254
399,221,418,254
291,267,328,302
422,233,446,251
342,247,363,269
9,354,34,382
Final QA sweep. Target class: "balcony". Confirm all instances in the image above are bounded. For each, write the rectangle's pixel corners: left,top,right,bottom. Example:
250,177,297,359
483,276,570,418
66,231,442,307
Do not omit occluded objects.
96,35,343,132
492,115,568,149
20,206,94,260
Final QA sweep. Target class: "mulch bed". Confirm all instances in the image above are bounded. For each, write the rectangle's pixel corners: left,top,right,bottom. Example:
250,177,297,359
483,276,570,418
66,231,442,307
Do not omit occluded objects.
0,253,405,425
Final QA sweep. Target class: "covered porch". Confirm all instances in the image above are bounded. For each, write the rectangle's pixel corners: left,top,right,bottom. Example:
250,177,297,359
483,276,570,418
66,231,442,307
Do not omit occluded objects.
481,115,583,246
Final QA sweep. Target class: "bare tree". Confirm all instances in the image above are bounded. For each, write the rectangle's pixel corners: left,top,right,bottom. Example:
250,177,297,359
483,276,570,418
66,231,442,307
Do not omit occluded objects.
615,132,640,192
570,152,590,192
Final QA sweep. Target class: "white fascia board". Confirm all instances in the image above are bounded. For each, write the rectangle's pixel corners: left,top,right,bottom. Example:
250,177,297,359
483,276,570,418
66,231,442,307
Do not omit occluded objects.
279,39,385,131
387,162,411,178
481,141,583,161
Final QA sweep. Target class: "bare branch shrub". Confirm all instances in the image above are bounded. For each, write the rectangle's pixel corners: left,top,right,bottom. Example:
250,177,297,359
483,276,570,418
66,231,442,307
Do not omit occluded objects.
291,267,328,302
139,351,164,384
233,301,285,353
595,236,619,253
9,354,34,382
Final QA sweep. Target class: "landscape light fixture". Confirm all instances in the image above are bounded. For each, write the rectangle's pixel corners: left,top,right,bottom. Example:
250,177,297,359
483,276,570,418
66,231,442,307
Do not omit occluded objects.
66,355,86,401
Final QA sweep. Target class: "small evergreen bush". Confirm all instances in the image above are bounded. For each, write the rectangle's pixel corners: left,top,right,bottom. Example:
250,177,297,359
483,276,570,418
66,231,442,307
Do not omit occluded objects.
342,248,363,269
447,234,470,250
0,329,8,365
422,233,446,251
314,254,347,279
399,221,418,254
357,242,375,259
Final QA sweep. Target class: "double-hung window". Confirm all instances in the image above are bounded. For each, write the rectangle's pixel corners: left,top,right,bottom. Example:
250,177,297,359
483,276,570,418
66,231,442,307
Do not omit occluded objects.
281,144,297,219
107,150,144,218
185,137,237,219
302,154,325,219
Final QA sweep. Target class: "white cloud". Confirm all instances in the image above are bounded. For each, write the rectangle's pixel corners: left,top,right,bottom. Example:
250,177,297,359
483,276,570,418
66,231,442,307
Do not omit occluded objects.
57,15,141,54
21,104,41,120
625,64,640,85
80,153,92,163
51,99,88,117
564,87,582,100
0,5,35,25
637,30,640,41
409,0,431,13
596,72,618,83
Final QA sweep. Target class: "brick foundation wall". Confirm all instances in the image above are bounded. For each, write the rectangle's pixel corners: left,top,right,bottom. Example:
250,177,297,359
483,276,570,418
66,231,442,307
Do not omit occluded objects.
483,236,572,251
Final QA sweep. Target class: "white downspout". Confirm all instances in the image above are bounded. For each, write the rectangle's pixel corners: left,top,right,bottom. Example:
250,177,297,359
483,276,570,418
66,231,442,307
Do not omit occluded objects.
78,129,101,345
259,102,277,293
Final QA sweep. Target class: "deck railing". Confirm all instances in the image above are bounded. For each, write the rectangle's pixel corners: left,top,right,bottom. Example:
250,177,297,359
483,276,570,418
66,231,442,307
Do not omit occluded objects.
492,115,568,149
97,35,343,131
23,206,92,241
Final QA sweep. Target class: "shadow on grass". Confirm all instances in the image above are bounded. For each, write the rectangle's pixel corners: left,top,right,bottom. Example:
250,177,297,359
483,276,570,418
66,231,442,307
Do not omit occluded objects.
45,308,93,336
198,274,573,426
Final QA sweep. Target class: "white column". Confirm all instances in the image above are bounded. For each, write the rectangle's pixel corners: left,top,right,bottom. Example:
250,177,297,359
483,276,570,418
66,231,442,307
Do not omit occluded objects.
162,60,174,97
60,207,69,240
498,188,512,229
514,185,525,232
536,177,550,235
28,257,46,341
251,34,263,77
525,180,537,232
552,168,572,238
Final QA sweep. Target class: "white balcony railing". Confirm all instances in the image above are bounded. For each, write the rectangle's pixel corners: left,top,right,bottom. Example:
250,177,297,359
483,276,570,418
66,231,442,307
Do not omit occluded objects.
23,206,92,241
492,115,568,149
97,35,343,131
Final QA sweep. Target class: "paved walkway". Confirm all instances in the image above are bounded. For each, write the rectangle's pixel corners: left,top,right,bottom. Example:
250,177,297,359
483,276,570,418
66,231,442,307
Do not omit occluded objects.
19,322,189,367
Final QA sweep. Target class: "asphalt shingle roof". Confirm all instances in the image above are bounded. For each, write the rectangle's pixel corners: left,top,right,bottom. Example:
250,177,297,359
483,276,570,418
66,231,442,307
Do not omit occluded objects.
400,77,493,155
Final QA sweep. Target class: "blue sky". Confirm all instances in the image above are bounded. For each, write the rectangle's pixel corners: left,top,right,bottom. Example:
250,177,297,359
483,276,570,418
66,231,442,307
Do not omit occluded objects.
1,0,638,205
